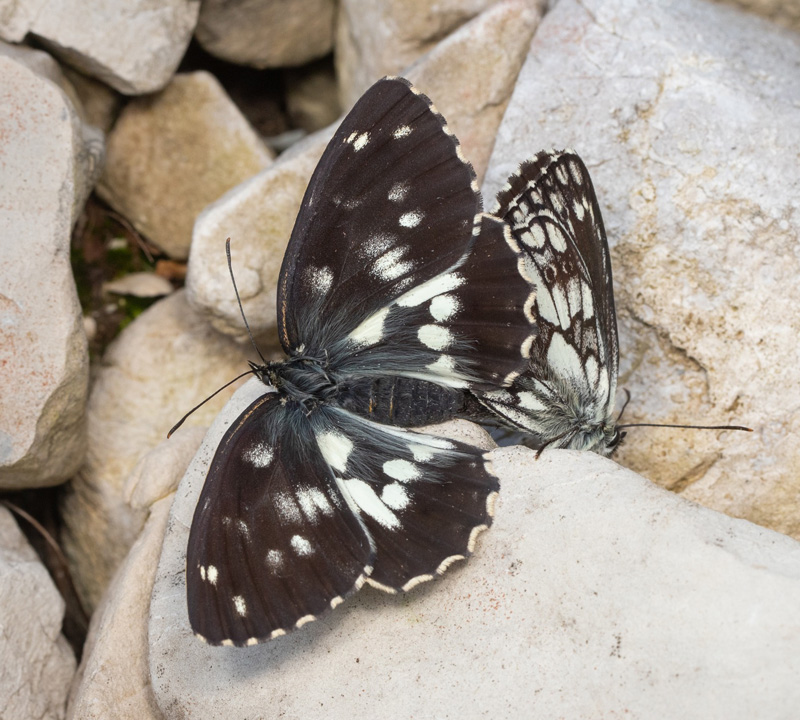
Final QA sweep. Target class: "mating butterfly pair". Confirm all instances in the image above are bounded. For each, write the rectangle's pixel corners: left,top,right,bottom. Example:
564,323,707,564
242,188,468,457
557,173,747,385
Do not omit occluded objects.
186,77,618,646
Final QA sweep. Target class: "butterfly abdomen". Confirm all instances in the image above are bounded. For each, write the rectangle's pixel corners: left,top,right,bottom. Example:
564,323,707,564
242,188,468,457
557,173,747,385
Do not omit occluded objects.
336,375,465,427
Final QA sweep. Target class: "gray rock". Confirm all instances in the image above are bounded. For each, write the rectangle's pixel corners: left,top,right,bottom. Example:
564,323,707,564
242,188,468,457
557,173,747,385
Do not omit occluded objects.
186,128,334,340
0,54,101,489
406,0,543,183
148,378,800,717
98,71,274,260
335,0,503,108
196,0,335,68
67,430,203,720
10,0,200,94
103,272,174,299
0,506,76,720
60,291,252,611
483,0,800,539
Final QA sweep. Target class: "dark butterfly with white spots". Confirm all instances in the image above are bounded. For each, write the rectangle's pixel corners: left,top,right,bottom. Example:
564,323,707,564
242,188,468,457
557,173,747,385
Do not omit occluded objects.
472,149,749,455
186,77,537,646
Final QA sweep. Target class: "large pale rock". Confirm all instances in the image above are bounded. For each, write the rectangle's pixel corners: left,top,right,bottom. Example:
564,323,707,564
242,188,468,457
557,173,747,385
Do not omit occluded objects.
67,429,203,720
149,393,800,718
0,506,76,720
196,0,335,68
98,71,273,261
483,0,800,538
11,0,201,94
406,0,542,183
186,127,334,340
335,0,502,108
0,55,101,489
60,291,253,610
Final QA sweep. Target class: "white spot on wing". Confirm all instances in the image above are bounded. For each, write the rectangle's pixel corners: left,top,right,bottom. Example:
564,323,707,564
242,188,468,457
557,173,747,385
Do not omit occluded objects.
383,459,421,481
306,266,333,295
547,332,583,384
399,210,424,228
344,478,399,529
266,549,284,572
316,431,353,473
275,493,302,524
362,232,395,259
242,443,274,468
348,306,389,347
393,125,412,139
518,391,547,412
429,294,459,321
548,223,568,252
567,277,582,319
409,443,434,462
207,565,218,585
233,595,247,617
374,246,414,281
396,272,464,307
381,482,410,510
290,535,314,556
583,289,594,319
418,324,453,350
297,487,334,520
388,181,409,202
353,132,370,151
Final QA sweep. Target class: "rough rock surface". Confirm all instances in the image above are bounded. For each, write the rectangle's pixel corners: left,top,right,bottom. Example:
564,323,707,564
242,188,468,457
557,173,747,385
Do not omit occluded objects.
148,380,800,718
60,291,252,611
483,0,800,538
0,506,76,720
9,0,200,94
98,71,273,260
186,128,334,341
335,0,506,108
67,429,203,720
0,54,101,489
406,0,541,183
196,0,335,68
713,0,800,32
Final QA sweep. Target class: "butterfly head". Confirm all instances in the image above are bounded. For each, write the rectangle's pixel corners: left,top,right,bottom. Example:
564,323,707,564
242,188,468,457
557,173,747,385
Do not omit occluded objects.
251,355,338,405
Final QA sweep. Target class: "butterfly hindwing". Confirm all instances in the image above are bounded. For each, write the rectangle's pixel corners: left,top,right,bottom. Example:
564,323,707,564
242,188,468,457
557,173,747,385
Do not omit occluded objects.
187,394,373,646
477,150,619,452
314,408,497,592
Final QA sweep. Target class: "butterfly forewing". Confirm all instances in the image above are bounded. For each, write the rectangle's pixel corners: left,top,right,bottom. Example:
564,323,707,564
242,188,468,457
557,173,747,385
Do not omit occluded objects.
278,77,480,356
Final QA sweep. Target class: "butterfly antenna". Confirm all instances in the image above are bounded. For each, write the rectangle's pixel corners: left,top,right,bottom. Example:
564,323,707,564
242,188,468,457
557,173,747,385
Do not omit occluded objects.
226,237,268,366
616,388,632,422
617,422,752,433
167,369,255,438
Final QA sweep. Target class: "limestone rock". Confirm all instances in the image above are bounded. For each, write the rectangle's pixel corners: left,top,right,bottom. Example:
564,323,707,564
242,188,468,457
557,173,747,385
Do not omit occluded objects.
482,0,800,538
0,506,76,720
103,272,174,299
196,0,335,69
406,0,542,183
13,0,201,94
0,54,101,489
98,71,273,260
148,408,800,717
67,431,202,720
60,291,252,611
285,61,341,133
186,127,333,340
335,0,503,108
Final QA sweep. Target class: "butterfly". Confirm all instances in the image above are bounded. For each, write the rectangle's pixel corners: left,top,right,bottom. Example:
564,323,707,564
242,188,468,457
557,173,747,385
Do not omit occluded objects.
470,150,623,456
186,77,538,646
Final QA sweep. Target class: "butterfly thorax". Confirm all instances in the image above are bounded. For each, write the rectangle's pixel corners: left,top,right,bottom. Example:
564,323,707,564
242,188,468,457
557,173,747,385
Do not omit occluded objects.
516,372,621,456
253,356,338,405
